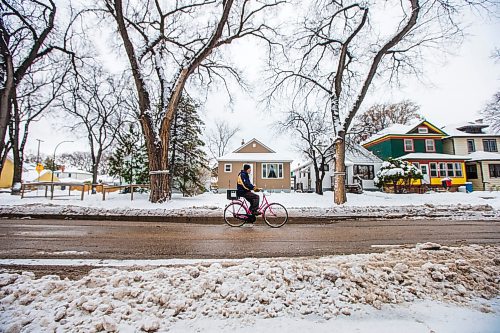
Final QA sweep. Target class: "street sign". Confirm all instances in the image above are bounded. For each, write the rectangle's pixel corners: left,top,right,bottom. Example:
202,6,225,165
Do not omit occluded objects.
36,163,44,174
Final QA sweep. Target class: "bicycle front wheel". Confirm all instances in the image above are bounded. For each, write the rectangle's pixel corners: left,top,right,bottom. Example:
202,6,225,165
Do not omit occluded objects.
224,202,247,227
264,203,288,228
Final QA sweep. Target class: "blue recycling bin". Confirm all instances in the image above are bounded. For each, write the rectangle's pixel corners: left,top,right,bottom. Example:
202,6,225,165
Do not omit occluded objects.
465,182,473,193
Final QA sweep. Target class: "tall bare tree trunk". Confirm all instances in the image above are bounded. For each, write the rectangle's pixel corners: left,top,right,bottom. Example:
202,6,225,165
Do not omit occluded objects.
333,132,347,204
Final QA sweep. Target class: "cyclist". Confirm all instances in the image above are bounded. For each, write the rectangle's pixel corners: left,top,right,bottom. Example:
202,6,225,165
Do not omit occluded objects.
237,164,261,216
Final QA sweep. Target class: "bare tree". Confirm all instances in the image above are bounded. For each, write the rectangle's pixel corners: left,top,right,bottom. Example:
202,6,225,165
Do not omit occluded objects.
59,64,128,193
59,151,93,173
206,119,240,163
89,0,284,203
350,100,423,143
481,92,500,134
267,0,492,204
0,0,74,192
277,109,334,195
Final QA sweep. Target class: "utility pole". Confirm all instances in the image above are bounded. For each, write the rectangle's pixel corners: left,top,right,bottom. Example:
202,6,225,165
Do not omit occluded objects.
36,139,44,182
36,139,44,164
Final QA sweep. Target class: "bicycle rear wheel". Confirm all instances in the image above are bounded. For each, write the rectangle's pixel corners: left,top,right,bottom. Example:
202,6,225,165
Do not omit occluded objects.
224,202,247,227
264,203,288,228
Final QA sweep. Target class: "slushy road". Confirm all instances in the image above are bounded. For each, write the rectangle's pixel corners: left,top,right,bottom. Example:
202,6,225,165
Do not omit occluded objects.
1,218,499,259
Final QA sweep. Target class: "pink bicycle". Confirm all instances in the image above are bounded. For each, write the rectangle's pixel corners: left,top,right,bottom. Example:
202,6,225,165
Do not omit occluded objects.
224,190,288,228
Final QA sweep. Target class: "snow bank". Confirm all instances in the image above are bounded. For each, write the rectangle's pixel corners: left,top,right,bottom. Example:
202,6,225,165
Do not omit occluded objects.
1,244,498,332
0,190,499,220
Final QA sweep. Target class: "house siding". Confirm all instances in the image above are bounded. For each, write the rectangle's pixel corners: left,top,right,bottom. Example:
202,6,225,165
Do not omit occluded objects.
217,161,291,192
368,140,393,160
468,161,500,191
0,158,14,188
444,137,499,155
235,141,273,153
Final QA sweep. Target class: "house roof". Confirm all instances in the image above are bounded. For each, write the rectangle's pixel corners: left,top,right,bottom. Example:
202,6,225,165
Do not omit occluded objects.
218,153,293,162
233,138,276,153
399,153,470,160
59,167,92,175
22,169,53,182
361,119,446,145
441,121,498,137
466,151,500,162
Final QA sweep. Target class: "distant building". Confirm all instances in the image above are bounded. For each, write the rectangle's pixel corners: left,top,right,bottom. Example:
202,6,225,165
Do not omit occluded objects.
442,120,500,191
362,119,469,190
292,144,383,192
54,166,92,183
217,138,293,192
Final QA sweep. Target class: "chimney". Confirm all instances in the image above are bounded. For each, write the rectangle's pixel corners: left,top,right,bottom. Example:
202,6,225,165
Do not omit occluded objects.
241,139,245,146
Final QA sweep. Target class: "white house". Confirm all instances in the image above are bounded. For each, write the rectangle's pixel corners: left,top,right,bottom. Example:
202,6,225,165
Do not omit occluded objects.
292,145,383,192
54,167,93,183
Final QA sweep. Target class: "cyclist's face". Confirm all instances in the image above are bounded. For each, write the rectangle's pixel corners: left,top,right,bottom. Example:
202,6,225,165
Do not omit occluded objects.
247,168,251,173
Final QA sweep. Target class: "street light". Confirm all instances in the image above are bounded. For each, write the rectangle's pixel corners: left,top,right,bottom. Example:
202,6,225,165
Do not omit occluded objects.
51,140,73,183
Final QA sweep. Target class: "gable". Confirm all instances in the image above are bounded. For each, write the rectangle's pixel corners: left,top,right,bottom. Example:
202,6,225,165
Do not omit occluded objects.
407,121,447,136
233,138,276,153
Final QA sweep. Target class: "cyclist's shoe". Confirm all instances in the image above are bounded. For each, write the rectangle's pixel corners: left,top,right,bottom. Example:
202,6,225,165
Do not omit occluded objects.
252,211,262,216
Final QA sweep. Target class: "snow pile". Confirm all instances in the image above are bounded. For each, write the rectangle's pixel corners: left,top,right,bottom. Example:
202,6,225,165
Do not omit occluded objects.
1,191,499,220
0,244,498,332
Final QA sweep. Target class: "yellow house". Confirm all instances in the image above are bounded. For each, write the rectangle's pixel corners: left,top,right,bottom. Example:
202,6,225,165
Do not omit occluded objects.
0,157,14,188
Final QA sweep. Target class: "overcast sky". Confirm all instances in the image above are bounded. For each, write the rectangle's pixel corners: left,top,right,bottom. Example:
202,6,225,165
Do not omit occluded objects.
24,6,499,168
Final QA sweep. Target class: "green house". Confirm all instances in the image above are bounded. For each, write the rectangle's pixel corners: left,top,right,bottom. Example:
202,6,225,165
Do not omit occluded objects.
361,120,446,159
362,120,469,188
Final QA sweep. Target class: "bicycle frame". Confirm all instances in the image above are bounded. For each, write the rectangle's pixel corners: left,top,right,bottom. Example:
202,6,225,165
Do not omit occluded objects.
230,193,271,216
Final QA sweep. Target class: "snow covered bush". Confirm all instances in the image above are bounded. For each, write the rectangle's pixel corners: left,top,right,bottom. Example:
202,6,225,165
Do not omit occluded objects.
374,158,423,193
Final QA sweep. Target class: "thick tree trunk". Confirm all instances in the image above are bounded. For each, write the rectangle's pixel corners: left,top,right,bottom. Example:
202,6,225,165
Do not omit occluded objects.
333,133,347,204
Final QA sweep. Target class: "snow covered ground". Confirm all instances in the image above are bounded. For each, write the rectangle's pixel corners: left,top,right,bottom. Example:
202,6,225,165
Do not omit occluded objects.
1,190,499,220
1,243,498,332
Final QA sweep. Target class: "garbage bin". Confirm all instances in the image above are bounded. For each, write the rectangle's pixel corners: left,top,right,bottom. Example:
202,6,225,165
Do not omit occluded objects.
465,182,473,193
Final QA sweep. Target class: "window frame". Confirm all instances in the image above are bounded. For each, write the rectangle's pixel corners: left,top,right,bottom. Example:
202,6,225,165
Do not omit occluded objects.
418,127,429,134
489,164,500,178
262,163,284,179
483,139,498,152
353,164,375,180
403,139,414,152
430,162,438,177
425,139,436,152
224,164,232,173
467,139,476,153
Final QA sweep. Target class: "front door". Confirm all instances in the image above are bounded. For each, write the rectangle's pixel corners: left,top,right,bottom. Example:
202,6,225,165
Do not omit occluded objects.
420,164,430,184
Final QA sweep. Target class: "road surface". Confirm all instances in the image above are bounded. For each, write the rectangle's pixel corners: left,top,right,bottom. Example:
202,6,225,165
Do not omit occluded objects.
1,218,499,259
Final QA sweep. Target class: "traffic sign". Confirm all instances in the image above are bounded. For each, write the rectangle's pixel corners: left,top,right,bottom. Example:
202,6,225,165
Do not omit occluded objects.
36,163,44,174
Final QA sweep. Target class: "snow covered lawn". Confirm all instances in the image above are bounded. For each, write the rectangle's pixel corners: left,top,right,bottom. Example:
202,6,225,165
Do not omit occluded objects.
1,244,498,332
0,190,499,220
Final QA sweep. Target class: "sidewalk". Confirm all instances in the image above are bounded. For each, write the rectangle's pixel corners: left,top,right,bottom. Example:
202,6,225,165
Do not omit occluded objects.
1,191,499,222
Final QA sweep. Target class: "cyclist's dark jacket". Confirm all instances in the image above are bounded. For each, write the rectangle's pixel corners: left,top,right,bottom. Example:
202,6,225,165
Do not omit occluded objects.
237,170,255,196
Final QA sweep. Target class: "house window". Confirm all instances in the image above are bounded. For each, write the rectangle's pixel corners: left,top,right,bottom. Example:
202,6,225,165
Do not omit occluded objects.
489,164,500,178
467,139,476,153
412,162,420,169
224,164,232,173
430,163,438,177
68,173,72,178
353,165,375,180
446,163,455,177
404,139,414,152
439,163,446,177
262,163,283,179
483,139,498,152
466,164,478,179
454,163,463,177
319,164,330,172
425,139,435,152
418,127,428,134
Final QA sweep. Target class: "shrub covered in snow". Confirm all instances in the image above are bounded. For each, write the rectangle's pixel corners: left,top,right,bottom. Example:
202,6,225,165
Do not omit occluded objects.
374,158,423,193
